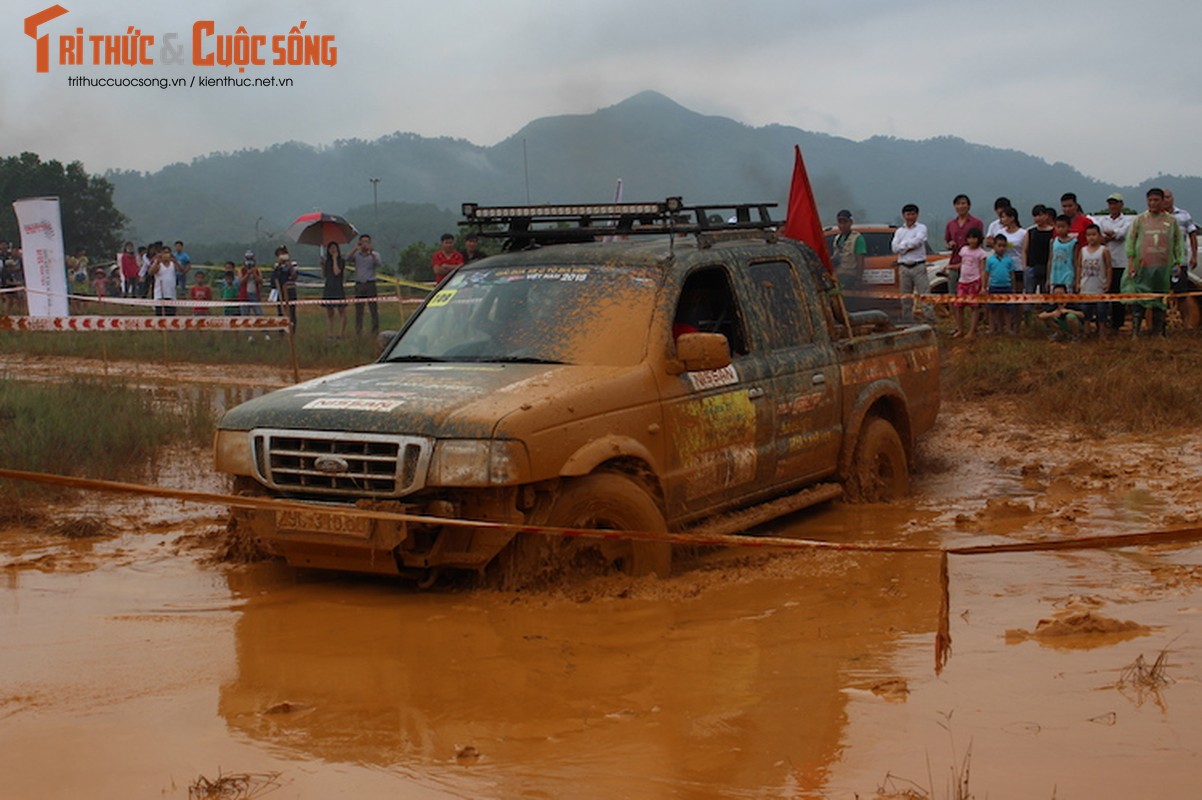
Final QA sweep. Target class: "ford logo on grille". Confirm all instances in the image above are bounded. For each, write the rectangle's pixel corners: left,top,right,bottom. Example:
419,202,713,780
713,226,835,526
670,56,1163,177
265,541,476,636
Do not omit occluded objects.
313,456,350,474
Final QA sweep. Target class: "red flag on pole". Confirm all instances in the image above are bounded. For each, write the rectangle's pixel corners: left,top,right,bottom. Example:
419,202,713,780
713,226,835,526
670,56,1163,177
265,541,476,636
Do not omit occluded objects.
781,145,832,273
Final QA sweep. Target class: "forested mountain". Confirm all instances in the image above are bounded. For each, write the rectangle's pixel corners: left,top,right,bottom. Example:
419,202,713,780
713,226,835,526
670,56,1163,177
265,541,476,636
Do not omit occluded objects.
107,91,1202,266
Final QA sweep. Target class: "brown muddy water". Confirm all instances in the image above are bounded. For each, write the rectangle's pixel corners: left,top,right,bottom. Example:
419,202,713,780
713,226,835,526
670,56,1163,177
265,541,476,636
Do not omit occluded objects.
2,362,1202,799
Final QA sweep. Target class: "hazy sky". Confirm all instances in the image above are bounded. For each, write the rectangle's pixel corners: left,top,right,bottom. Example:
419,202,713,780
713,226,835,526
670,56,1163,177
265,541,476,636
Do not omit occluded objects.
3,0,1198,187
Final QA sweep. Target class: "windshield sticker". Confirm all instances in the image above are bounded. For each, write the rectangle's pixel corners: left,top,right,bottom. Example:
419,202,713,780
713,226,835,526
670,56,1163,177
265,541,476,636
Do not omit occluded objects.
491,267,590,282
303,398,403,412
428,289,457,307
687,364,739,391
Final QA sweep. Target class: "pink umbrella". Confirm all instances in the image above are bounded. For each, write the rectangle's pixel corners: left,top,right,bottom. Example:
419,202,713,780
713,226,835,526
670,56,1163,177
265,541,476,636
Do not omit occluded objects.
285,212,358,246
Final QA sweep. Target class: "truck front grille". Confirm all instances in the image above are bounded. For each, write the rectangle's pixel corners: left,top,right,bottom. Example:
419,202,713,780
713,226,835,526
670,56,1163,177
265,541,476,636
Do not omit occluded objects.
250,429,431,498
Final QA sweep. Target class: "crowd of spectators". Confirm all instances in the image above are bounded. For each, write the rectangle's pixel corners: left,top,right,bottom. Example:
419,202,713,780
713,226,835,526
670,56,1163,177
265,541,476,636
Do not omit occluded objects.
1,231,495,344
881,189,1198,338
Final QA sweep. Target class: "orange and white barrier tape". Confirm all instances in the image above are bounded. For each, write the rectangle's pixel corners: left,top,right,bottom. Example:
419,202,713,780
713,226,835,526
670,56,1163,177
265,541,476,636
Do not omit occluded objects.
17,286,426,309
1,466,1199,559
844,289,1202,304
0,315,291,332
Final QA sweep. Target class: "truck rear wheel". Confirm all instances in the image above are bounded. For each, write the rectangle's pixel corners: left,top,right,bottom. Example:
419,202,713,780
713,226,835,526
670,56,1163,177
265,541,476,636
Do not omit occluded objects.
545,473,671,578
847,417,909,502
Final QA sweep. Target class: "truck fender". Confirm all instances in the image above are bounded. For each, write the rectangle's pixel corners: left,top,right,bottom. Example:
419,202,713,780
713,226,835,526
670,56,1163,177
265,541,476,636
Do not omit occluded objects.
560,435,661,480
837,381,913,480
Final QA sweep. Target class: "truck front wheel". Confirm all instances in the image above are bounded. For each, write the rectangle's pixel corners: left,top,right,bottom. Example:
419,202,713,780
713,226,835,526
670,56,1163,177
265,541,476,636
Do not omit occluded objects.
545,473,672,578
847,417,909,502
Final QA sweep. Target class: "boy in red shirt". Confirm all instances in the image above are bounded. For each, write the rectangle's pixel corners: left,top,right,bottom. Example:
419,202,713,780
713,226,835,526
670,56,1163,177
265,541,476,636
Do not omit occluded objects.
190,270,213,316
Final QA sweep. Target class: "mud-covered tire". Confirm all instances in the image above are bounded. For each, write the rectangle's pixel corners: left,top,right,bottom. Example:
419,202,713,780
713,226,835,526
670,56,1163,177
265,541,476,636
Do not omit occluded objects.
545,473,671,578
846,417,909,502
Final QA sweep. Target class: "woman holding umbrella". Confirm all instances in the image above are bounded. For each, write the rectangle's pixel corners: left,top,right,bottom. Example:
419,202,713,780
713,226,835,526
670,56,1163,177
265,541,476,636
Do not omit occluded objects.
285,212,359,337
322,241,348,339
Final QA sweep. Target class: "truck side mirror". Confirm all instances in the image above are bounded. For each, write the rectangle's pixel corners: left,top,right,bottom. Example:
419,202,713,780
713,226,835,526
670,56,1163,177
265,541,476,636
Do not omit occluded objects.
670,332,731,374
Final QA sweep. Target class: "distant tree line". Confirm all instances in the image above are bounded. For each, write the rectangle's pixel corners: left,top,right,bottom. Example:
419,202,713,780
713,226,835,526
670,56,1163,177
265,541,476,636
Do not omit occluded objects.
0,152,127,260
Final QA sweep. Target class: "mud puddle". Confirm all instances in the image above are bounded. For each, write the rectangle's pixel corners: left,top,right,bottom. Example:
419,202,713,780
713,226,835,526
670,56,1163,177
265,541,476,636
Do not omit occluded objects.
2,359,1202,798
0,352,285,419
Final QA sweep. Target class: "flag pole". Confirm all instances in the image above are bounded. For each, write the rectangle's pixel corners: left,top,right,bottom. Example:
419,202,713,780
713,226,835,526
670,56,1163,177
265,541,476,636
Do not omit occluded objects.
781,146,855,339
834,281,855,340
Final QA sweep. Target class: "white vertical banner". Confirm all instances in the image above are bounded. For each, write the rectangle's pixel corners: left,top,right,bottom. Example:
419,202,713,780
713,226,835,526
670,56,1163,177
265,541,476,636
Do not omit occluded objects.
13,196,69,317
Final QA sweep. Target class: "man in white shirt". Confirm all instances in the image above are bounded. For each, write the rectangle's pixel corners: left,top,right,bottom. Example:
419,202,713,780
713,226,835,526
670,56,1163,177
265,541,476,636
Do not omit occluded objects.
1097,193,1132,333
149,246,177,317
891,203,933,324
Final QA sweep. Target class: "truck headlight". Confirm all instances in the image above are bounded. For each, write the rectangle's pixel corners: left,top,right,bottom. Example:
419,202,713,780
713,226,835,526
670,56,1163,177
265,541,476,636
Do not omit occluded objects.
428,440,528,486
213,429,256,476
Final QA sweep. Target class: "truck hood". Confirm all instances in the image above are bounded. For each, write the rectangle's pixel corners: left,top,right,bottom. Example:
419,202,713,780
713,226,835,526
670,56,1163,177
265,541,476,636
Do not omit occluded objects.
218,361,627,438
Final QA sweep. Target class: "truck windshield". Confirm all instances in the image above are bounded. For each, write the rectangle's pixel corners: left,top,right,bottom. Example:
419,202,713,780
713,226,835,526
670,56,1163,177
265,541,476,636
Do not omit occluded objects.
386,264,661,366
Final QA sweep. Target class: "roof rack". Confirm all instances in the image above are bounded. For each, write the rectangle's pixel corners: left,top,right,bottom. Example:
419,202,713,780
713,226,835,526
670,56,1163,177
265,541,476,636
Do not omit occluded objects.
459,198,780,250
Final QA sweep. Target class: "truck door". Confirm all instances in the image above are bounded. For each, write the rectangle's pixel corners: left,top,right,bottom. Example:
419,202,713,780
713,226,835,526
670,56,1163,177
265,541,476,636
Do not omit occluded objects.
660,265,777,517
744,260,842,486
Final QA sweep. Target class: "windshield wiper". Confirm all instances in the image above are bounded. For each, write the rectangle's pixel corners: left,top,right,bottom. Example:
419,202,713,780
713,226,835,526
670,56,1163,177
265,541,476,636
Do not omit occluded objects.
484,356,568,365
387,354,568,365
385,355,450,362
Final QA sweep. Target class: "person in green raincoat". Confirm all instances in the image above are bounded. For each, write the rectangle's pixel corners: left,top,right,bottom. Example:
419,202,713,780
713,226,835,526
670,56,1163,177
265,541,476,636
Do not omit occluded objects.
1122,187,1184,336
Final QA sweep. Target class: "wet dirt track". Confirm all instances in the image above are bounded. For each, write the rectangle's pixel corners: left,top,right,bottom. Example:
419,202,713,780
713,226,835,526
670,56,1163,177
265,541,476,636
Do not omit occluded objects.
2,358,1202,799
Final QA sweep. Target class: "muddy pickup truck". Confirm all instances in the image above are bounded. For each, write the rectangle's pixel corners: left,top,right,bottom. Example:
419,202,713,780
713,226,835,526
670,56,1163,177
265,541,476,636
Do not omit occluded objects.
214,200,939,584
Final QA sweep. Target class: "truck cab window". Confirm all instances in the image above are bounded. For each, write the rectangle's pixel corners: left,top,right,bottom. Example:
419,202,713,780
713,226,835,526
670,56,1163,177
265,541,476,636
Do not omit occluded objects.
748,260,814,349
673,268,747,354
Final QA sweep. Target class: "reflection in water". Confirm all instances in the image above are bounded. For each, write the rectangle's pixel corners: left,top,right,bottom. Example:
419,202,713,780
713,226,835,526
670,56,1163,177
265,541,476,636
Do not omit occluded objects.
218,547,942,798
148,383,268,416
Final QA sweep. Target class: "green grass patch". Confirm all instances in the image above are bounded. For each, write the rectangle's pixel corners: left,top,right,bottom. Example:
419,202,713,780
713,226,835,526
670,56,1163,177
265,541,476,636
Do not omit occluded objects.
0,379,215,497
944,333,1202,433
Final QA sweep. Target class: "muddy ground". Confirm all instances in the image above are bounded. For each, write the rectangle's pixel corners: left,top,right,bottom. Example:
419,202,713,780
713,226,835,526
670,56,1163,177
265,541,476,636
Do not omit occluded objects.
2,355,1201,799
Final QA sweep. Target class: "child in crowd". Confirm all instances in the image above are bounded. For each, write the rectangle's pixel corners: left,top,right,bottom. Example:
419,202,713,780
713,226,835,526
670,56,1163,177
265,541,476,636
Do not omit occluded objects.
190,270,213,316
1038,286,1084,340
1049,214,1077,291
221,264,240,316
1025,204,1055,295
90,267,109,299
953,227,987,338
1076,224,1112,336
985,234,1015,334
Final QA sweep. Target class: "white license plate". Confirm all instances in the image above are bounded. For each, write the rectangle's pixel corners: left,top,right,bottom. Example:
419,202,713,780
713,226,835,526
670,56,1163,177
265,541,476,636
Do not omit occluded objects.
275,508,373,538
862,268,896,286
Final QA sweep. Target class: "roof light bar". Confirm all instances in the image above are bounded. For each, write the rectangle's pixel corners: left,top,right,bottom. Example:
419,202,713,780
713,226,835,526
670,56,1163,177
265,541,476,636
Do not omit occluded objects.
458,198,780,251
465,202,667,220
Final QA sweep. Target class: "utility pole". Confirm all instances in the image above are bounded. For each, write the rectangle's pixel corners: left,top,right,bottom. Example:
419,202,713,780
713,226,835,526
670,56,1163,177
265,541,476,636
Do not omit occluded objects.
522,140,530,203
369,177,381,232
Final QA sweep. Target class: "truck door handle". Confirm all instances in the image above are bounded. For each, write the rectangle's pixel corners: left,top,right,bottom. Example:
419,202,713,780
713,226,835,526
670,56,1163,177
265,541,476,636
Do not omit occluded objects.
747,387,765,400
811,373,827,385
